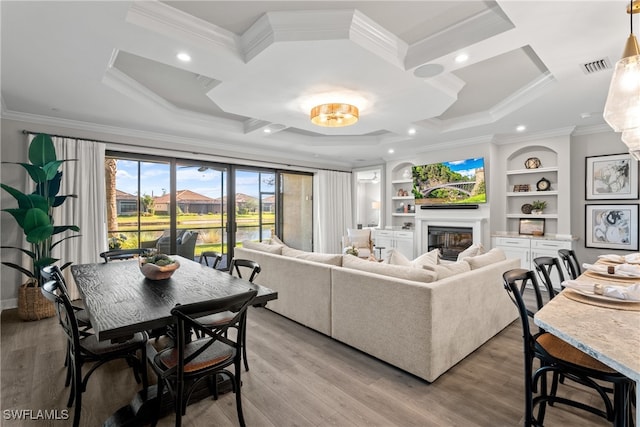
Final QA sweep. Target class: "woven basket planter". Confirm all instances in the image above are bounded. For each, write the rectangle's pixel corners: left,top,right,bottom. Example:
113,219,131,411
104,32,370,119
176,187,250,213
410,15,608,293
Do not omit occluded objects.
18,282,56,321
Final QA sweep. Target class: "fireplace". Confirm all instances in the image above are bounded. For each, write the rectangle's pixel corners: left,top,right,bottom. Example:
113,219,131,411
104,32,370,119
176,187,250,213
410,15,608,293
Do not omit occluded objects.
428,226,473,261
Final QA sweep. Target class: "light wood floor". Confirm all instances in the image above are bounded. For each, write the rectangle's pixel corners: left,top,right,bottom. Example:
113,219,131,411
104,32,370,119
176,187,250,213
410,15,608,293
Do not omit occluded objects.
1,303,623,426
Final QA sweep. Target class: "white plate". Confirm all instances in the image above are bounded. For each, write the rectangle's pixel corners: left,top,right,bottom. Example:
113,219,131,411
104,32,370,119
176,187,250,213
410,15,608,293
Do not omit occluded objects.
586,269,640,279
598,255,640,264
566,288,640,304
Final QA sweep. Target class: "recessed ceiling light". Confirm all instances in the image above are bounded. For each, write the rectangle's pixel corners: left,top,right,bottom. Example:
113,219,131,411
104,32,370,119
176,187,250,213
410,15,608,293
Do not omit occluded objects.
263,128,272,133
455,53,469,63
516,125,526,132
408,128,416,135
388,148,395,154
177,52,191,62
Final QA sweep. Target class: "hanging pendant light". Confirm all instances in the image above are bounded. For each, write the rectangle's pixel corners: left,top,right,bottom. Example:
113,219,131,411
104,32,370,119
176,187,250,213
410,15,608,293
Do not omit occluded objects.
623,127,640,159
603,1,640,132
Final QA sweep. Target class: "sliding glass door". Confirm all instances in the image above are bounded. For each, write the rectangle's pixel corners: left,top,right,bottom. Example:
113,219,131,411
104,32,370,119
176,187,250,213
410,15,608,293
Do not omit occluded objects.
106,152,314,264
234,168,275,248
105,157,170,250
175,164,228,262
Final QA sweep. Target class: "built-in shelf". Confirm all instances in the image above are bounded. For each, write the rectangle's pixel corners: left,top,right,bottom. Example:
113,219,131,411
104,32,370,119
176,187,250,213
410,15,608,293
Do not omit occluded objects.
392,196,414,200
506,191,559,197
392,213,415,217
391,179,412,185
506,214,558,219
506,166,558,175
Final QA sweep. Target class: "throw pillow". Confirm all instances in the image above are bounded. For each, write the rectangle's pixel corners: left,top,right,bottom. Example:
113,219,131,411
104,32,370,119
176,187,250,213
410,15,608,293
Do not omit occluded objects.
242,240,283,254
343,254,437,283
387,248,440,268
456,243,485,261
282,246,307,257
412,249,440,267
423,260,471,280
463,248,506,270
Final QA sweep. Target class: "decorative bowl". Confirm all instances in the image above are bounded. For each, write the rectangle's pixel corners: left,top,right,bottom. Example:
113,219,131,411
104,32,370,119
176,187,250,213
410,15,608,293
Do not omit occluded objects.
139,255,180,280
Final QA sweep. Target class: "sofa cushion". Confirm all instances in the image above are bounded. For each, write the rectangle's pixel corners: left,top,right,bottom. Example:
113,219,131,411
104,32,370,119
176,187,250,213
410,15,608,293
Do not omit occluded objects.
463,248,506,269
282,246,343,266
387,248,439,268
456,243,486,261
242,240,283,254
297,252,343,266
423,260,471,280
343,254,437,283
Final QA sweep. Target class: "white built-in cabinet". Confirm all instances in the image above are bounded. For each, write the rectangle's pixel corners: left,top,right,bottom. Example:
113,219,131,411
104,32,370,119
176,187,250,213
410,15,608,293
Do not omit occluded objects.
493,236,574,289
375,230,414,259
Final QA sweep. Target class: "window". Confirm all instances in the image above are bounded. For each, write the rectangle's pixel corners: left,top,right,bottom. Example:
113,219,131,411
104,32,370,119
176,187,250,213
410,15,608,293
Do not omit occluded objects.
105,153,313,262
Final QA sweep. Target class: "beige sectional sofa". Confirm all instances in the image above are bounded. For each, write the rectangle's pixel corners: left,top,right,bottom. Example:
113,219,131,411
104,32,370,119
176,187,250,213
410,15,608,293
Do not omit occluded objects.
234,245,519,383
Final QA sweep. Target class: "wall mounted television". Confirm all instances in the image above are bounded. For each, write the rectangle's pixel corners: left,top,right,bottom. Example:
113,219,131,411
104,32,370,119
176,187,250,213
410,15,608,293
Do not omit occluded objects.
412,157,486,207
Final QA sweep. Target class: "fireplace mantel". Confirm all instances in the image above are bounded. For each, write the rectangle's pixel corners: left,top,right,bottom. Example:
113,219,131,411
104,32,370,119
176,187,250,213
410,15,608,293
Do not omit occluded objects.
415,216,487,255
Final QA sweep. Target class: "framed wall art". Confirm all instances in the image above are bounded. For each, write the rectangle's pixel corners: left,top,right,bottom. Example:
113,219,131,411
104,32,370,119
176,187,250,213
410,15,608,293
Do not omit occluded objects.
585,204,639,250
519,218,545,236
585,153,638,200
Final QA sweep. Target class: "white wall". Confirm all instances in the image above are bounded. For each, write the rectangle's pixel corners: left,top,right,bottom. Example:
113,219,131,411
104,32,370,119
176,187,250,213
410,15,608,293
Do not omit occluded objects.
570,129,634,265
1,121,29,309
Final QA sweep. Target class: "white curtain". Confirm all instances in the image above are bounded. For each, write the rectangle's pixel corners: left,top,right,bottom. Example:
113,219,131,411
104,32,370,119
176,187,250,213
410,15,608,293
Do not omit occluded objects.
42,135,107,300
315,170,353,253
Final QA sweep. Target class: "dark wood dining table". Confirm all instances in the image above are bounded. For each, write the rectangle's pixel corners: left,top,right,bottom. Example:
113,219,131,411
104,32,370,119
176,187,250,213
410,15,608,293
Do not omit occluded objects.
71,255,277,343
71,255,278,426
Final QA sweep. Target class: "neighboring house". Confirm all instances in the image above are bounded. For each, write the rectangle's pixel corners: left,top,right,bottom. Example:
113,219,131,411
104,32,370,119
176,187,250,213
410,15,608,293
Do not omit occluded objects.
154,190,217,215
210,193,265,214
115,189,137,215
263,195,275,213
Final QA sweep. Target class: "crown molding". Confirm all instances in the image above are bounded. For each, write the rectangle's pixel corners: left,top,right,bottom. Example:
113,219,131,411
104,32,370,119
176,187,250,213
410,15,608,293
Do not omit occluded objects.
405,5,515,70
572,123,614,136
493,126,575,145
127,1,239,56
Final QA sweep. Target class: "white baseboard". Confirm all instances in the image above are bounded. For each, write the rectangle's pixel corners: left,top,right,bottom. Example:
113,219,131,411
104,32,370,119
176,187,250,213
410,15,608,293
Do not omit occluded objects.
1,298,18,311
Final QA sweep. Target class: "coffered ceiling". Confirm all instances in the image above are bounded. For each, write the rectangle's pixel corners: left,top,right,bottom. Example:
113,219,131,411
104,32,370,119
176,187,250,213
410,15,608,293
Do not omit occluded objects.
0,1,630,168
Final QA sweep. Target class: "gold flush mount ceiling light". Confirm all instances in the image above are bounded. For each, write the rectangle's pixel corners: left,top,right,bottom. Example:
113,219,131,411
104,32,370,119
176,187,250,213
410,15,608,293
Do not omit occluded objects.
310,103,359,127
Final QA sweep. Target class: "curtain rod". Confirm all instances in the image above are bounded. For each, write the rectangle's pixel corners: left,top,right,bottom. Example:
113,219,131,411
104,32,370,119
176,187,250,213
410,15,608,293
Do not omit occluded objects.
21,129,352,173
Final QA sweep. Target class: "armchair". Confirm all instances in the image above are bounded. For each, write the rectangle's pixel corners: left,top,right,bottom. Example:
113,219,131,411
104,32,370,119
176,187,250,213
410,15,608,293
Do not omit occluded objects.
151,230,199,260
341,228,373,258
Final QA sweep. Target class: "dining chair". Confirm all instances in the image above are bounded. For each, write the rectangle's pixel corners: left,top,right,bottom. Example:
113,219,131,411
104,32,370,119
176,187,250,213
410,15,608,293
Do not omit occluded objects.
199,250,222,269
99,248,151,263
503,268,634,427
147,289,258,427
41,265,92,329
558,249,582,280
198,258,261,373
41,279,148,427
533,256,566,295
41,265,94,389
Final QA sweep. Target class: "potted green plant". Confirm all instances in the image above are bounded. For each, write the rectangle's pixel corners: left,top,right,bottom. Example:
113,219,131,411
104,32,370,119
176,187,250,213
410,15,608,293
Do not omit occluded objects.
1,134,80,320
531,200,547,215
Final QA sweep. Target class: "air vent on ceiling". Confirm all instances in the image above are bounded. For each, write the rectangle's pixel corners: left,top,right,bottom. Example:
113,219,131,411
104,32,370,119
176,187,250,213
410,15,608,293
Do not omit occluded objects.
580,58,612,74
